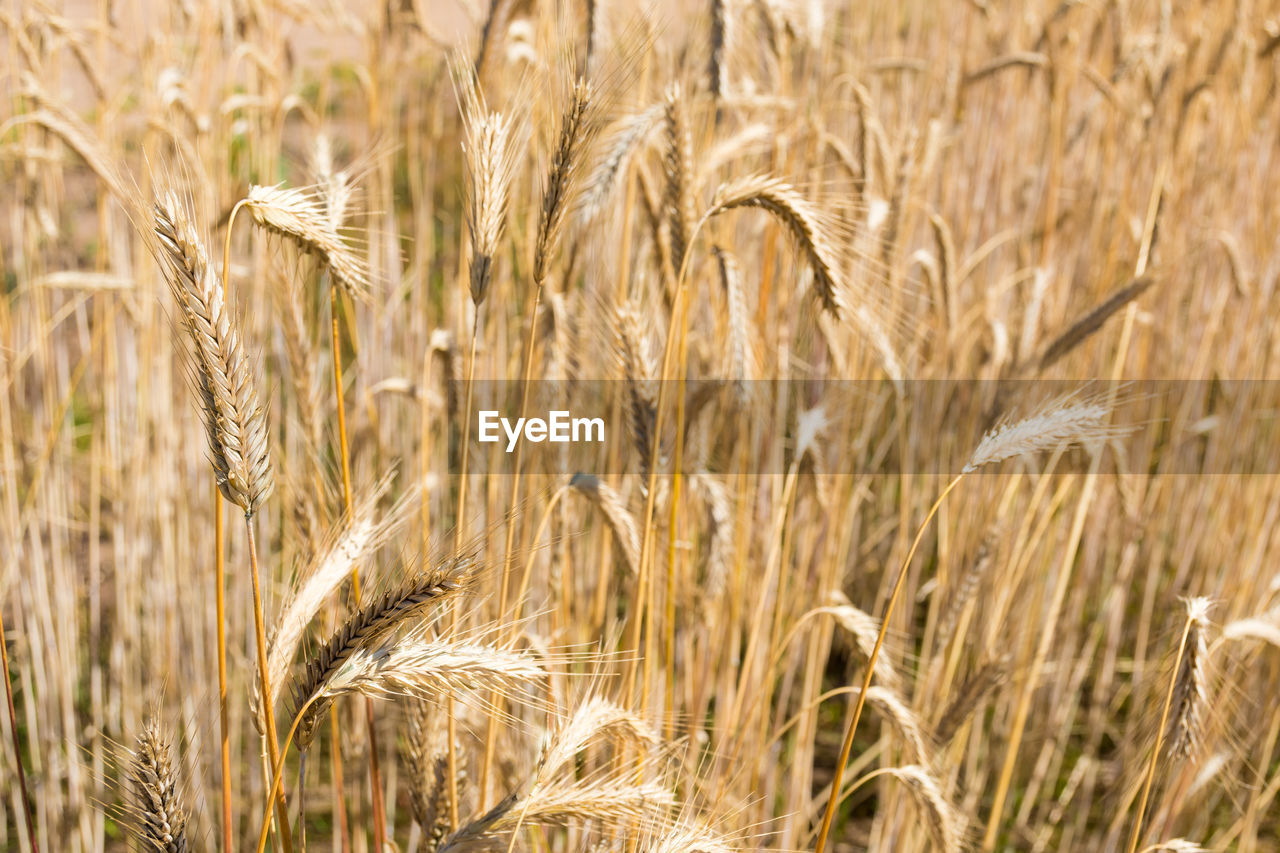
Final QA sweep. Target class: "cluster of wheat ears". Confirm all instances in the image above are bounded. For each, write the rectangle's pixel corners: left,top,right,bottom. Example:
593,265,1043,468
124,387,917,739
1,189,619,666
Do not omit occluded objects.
3,0,1280,851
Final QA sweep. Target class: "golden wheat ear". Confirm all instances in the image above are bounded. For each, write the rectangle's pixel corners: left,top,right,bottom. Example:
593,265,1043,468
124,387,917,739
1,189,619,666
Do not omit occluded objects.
454,63,520,307
152,193,274,516
1164,596,1213,760
887,765,965,853
403,700,455,846
244,183,372,300
123,718,191,853
288,553,478,747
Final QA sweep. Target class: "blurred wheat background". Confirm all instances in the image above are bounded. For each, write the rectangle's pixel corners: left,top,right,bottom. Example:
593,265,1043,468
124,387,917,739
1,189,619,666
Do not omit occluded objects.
2,0,1280,851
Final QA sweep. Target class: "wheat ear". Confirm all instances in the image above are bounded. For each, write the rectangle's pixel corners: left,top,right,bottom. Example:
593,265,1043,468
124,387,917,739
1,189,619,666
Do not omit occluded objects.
534,79,594,288
153,194,274,515
706,175,844,316
887,765,964,853
124,718,189,853
458,72,517,306
663,83,696,272
403,701,453,845
290,555,475,747
571,473,642,576
245,183,371,299
1128,597,1213,853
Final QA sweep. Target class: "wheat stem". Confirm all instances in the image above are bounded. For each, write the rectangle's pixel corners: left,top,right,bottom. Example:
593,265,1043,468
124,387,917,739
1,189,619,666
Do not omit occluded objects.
214,495,232,852
246,514,295,853
216,199,243,853
453,315,479,825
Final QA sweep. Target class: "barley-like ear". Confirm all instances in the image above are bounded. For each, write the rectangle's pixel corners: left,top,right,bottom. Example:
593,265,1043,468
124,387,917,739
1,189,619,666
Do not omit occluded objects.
440,693,667,849
816,597,900,689
938,526,998,640
153,193,274,515
1222,614,1280,648
1035,276,1155,372
290,554,476,747
713,246,753,403
614,302,660,476
705,175,844,316
273,268,325,460
887,765,964,853
642,823,737,853
441,777,674,851
692,473,733,600
578,104,663,225
315,638,545,707
457,71,518,306
964,387,1133,473
571,473,641,576
252,476,406,730
708,0,731,101
535,695,658,781
245,183,371,299
124,718,189,853
309,133,355,229
1140,840,1207,852
866,686,933,766
534,79,594,288
1165,596,1212,759
403,701,453,845
934,659,1008,744
662,83,695,272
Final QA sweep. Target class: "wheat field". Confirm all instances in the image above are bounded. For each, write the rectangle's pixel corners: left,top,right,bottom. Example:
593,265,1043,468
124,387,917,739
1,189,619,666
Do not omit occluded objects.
2,0,1280,850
